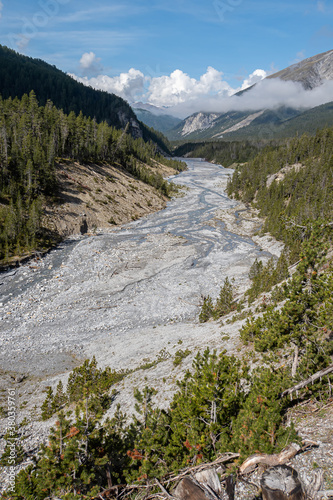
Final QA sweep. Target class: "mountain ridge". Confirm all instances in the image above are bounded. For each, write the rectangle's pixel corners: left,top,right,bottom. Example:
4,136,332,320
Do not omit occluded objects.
166,49,333,141
0,44,172,152
266,49,333,89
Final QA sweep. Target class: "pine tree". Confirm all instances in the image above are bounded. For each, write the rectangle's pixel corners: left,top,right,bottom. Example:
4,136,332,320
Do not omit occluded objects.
41,387,54,421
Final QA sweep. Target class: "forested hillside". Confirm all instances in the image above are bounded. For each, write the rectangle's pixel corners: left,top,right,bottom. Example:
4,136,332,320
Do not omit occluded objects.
173,139,265,166
0,45,172,152
0,46,135,131
227,127,333,260
0,91,184,265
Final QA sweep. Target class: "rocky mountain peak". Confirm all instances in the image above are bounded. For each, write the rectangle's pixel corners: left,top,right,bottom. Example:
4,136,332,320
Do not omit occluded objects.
267,49,333,89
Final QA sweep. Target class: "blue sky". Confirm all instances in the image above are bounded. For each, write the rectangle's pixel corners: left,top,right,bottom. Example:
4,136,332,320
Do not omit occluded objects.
0,0,332,114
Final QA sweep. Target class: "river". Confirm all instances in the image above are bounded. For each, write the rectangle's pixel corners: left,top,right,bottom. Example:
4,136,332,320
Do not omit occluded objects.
0,159,276,377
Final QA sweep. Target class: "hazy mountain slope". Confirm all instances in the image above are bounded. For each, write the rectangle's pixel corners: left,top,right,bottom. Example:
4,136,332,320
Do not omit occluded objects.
166,111,252,140
218,101,333,140
134,108,182,132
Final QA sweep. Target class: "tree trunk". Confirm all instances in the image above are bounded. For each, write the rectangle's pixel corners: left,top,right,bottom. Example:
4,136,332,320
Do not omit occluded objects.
225,474,235,500
291,343,299,378
281,364,333,399
261,465,306,500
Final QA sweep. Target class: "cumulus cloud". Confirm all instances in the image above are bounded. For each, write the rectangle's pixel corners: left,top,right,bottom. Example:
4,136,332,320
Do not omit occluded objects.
79,52,103,76
69,56,333,118
147,67,235,107
240,69,267,91
70,68,146,102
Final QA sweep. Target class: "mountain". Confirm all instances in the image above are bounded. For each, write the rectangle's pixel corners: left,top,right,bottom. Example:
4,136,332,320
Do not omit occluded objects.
0,45,169,150
167,50,333,141
213,101,333,141
266,49,333,89
133,108,182,133
167,110,265,141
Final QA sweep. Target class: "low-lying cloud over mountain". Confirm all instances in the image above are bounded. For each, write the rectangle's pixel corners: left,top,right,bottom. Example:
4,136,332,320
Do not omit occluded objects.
69,50,333,118
69,54,269,116
166,78,333,118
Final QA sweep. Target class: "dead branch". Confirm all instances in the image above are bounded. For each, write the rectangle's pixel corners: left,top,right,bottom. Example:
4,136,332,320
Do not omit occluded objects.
239,443,301,474
281,364,333,398
165,453,239,486
307,470,324,499
317,491,333,498
155,479,176,499
291,343,299,379
301,439,319,449
94,454,240,499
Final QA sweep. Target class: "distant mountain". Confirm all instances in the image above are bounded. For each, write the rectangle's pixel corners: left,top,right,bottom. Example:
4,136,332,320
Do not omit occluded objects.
167,50,333,141
266,49,333,89
167,110,261,141
0,45,170,151
132,102,172,115
133,108,182,133
214,101,333,141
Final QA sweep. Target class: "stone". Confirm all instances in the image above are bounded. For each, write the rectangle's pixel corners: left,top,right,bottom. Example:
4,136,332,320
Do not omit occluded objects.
174,476,215,500
194,468,222,494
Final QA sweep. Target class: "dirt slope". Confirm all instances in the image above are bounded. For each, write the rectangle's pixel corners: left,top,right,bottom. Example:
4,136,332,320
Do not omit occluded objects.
43,159,177,237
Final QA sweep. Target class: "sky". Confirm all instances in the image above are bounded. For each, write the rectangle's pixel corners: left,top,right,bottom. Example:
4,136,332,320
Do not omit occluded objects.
0,0,332,117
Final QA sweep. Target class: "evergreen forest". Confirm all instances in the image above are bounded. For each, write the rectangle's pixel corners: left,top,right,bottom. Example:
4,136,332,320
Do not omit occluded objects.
226,127,333,260
173,139,264,167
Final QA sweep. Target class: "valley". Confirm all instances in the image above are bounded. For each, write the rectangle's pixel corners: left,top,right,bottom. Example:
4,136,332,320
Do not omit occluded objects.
0,159,278,380
0,44,333,498
0,158,283,489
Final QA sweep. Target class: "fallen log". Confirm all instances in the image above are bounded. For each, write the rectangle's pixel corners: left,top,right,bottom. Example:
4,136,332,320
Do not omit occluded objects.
281,365,333,399
260,465,305,500
239,443,301,474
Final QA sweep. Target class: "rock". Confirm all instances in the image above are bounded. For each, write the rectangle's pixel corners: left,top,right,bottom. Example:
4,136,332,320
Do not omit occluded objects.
174,476,215,500
80,218,88,235
11,374,26,383
194,468,222,495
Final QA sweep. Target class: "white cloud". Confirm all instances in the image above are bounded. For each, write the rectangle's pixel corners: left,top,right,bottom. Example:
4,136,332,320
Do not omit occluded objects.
168,78,333,117
69,68,146,102
240,69,267,90
147,67,235,107
79,52,103,75
0,1,3,19
69,59,333,118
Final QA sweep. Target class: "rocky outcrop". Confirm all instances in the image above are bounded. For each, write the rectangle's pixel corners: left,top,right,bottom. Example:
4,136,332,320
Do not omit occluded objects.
181,112,220,136
266,163,305,188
